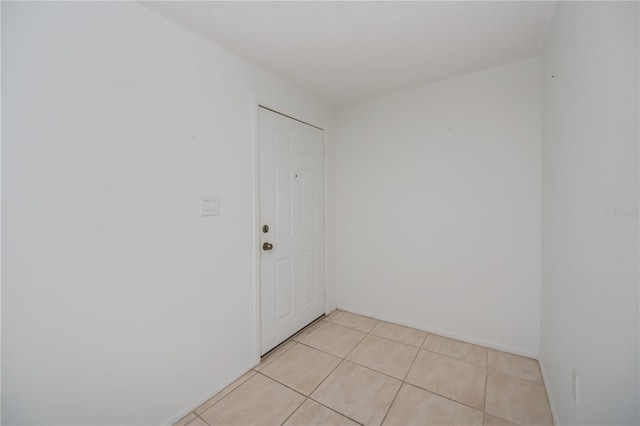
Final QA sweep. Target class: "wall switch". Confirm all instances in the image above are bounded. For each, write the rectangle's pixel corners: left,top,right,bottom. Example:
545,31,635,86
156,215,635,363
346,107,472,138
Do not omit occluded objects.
201,196,220,216
572,368,579,405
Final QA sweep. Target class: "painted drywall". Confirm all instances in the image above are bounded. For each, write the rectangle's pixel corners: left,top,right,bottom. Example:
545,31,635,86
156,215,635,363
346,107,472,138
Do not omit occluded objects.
539,2,639,425
1,2,332,425
335,58,541,356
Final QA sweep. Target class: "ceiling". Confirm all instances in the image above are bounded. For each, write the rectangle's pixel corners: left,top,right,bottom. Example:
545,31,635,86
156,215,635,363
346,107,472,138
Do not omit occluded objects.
144,1,556,107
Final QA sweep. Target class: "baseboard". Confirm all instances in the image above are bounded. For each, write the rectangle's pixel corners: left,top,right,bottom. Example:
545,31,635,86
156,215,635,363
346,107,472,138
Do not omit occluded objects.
163,362,257,425
337,305,539,359
538,359,559,425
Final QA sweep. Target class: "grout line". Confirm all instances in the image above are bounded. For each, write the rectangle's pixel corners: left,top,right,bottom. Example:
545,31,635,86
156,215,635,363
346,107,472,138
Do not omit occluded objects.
254,370,309,399
340,358,405,383
403,349,486,414
196,371,263,417
295,340,349,359
193,413,210,426
256,341,297,371
366,329,428,349
379,339,423,425
307,395,365,426
484,356,489,413
416,331,429,348
419,346,489,368
279,396,308,426
401,346,422,383
403,380,485,413
306,357,345,396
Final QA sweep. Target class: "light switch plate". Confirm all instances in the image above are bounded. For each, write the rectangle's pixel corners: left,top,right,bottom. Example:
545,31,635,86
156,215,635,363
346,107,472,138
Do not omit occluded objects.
201,196,220,216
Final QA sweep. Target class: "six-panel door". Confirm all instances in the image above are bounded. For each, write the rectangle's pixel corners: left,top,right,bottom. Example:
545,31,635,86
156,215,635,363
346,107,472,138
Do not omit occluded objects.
259,107,325,355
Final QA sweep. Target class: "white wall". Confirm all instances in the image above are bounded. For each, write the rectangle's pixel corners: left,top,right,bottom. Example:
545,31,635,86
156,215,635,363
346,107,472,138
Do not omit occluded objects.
1,2,332,425
335,58,541,356
539,2,639,425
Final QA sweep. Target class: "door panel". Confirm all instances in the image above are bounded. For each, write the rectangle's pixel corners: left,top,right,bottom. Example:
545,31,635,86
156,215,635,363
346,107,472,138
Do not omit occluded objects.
260,107,325,355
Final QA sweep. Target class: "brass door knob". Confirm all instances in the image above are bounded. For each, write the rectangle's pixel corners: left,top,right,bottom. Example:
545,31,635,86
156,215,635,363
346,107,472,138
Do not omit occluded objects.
263,242,274,251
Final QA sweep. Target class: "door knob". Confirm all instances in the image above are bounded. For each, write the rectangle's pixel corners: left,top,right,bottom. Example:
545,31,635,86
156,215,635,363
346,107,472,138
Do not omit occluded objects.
263,242,274,251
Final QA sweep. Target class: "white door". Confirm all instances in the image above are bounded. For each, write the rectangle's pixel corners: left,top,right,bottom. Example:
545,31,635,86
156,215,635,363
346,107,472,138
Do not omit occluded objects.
259,107,325,355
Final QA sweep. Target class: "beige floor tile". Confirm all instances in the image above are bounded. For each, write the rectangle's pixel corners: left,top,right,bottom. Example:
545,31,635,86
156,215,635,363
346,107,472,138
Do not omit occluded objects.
199,374,304,426
195,370,256,415
299,321,366,358
292,320,324,342
324,310,379,332
483,413,518,426
347,335,418,379
284,399,359,426
185,417,208,426
261,343,341,395
324,309,341,320
406,350,486,410
487,350,542,383
485,370,552,426
383,383,483,426
371,321,428,347
174,413,197,426
254,340,296,371
311,360,401,425
423,335,488,366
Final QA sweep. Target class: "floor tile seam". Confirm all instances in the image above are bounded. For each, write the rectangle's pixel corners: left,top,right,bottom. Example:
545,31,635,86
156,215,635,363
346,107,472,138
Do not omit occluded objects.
323,310,380,332
279,396,309,426
401,379,485,413
257,340,298,370
173,413,196,426
197,371,263,417
483,357,489,413
345,343,419,380
400,342,422,383
421,343,488,366
255,370,311,400
484,410,524,426
192,412,211,426
293,315,327,339
365,330,427,349
337,314,380,362
323,317,379,334
419,347,490,369
416,331,429,348
336,326,370,361
373,322,431,342
306,394,366,426
488,348,539,362
196,370,258,415
486,366,546,385
340,358,405,383
379,343,422,425
295,340,352,360
316,319,371,337
263,349,343,398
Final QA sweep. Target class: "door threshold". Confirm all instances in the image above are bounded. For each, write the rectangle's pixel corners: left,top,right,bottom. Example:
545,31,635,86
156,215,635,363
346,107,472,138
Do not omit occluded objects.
261,314,325,359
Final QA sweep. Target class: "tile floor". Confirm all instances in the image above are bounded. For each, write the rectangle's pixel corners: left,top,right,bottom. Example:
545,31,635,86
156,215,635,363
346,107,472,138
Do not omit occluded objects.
176,310,553,426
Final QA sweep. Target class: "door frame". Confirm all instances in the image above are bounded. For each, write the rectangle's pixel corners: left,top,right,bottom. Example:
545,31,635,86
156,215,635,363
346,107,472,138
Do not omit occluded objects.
251,96,329,364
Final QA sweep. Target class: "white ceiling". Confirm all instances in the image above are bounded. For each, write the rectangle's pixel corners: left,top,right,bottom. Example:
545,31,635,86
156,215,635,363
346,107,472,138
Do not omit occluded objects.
144,1,556,106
